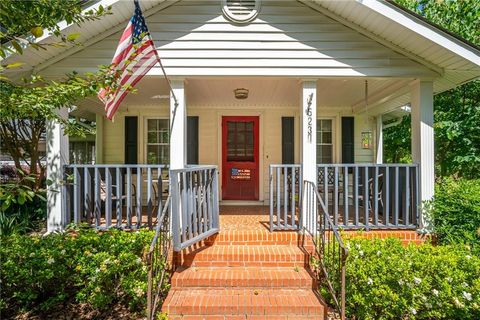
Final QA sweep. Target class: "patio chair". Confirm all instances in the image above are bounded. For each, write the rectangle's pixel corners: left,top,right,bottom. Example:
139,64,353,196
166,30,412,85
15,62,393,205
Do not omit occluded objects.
349,173,384,211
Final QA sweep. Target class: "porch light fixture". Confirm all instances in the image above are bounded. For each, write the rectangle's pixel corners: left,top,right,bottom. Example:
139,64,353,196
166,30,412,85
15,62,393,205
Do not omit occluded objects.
234,88,249,99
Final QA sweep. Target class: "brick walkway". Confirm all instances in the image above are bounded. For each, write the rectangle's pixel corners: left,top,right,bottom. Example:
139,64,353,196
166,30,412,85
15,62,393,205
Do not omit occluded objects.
162,206,327,319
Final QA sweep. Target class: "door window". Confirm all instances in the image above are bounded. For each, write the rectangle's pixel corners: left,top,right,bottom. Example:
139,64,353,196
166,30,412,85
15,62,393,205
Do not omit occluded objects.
226,121,254,162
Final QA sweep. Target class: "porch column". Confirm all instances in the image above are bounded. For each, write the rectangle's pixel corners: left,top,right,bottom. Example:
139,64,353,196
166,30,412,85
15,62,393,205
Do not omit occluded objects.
170,80,187,169
47,107,69,233
410,80,434,209
95,113,103,164
300,80,317,227
376,115,383,164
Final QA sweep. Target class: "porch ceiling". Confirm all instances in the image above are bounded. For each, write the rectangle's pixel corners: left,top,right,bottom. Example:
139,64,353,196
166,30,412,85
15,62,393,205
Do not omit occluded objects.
74,76,412,116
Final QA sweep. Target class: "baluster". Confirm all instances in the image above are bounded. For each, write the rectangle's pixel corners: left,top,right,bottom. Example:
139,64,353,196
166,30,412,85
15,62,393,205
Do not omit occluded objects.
74,167,81,224
136,167,142,228
116,167,122,228
126,167,132,228
94,167,101,227
147,167,152,228
334,166,339,227
354,166,359,227
394,166,399,226
84,167,91,224
291,166,295,228
364,166,369,231
276,167,280,228
385,167,390,226
105,167,112,228
405,166,410,227
343,166,349,228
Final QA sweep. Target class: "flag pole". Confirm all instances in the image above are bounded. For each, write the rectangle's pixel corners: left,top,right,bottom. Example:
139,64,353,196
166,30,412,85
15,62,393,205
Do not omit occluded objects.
153,48,178,107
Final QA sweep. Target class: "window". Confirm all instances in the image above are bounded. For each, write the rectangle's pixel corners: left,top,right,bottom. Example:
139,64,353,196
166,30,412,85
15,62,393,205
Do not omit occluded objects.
226,121,254,162
70,141,95,164
146,119,169,164
317,119,333,164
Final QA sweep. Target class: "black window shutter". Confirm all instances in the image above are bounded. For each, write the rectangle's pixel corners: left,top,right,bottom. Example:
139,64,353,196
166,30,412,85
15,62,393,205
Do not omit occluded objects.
282,117,295,164
187,116,199,165
124,117,138,164
341,117,355,163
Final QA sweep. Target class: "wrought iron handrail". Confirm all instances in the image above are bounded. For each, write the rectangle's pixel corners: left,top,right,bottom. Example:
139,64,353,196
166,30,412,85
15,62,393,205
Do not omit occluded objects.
301,180,348,320
146,195,171,320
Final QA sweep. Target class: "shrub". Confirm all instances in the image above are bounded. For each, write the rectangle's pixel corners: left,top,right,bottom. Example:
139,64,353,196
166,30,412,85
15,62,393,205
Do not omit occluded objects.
330,238,480,320
0,173,47,236
0,226,165,318
432,178,480,251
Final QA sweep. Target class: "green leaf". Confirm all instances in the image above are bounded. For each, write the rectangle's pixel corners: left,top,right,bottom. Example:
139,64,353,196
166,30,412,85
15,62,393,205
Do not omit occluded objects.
5,62,25,69
11,40,23,55
66,33,81,41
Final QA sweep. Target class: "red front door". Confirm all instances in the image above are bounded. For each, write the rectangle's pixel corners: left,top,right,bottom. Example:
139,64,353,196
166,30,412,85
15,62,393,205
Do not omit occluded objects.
222,116,259,200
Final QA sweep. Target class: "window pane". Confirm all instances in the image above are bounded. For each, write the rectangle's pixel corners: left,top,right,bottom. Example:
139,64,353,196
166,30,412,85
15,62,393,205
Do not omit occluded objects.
322,132,332,144
227,121,254,162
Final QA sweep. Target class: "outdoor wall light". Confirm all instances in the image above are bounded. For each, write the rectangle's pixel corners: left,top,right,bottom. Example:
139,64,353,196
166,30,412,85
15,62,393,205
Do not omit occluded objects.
234,88,249,99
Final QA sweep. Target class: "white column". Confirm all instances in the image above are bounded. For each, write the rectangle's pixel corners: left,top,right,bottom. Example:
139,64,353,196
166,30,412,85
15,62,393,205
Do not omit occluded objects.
47,108,69,233
170,80,186,169
376,115,383,164
301,80,317,227
411,80,434,203
95,113,104,164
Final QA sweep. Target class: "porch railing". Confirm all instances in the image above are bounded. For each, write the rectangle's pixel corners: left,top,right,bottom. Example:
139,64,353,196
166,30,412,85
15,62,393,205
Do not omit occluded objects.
269,163,420,230
64,164,167,229
269,164,302,231
302,180,348,320
317,164,420,230
170,165,220,251
146,195,171,320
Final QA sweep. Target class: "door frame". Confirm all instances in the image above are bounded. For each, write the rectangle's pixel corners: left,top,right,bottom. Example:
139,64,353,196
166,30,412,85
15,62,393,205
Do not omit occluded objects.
221,115,260,200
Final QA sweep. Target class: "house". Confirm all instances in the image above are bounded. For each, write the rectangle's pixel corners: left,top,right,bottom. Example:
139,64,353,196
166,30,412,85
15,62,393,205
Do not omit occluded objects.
5,0,480,318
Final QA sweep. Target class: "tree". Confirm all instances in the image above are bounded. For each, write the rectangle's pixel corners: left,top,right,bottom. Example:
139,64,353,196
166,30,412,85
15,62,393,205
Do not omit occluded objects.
386,0,480,178
0,1,122,189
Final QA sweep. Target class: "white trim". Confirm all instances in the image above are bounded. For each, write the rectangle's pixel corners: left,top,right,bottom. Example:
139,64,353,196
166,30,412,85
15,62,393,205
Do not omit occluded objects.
360,0,480,67
316,117,336,164
144,117,170,164
299,0,444,76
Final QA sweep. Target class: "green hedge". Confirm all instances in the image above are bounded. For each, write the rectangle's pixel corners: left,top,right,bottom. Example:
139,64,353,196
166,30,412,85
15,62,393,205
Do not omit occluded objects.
0,227,158,318
337,238,480,320
432,178,480,251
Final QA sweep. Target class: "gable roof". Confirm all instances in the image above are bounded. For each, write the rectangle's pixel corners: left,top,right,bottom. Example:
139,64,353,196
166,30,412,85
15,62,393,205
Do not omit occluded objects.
3,0,479,97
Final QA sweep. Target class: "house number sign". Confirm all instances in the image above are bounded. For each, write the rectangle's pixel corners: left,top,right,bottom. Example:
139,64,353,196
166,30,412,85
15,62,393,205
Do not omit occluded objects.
305,93,314,143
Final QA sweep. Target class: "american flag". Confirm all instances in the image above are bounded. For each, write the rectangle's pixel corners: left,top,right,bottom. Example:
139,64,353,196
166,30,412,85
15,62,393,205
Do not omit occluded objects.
98,0,158,120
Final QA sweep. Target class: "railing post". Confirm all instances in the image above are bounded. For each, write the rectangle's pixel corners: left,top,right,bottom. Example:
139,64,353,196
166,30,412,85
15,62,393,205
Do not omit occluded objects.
170,171,181,252
212,168,219,229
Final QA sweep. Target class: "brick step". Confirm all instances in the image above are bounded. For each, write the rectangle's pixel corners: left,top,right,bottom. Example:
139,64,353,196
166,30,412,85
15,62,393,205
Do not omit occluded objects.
162,288,326,318
204,230,315,247
172,267,316,289
180,245,309,267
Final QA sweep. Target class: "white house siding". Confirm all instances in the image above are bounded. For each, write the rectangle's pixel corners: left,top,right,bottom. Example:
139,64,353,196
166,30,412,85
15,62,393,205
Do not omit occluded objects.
41,0,437,79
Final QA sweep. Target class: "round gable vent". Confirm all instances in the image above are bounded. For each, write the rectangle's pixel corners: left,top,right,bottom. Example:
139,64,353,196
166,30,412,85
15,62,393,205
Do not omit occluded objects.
222,0,261,24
